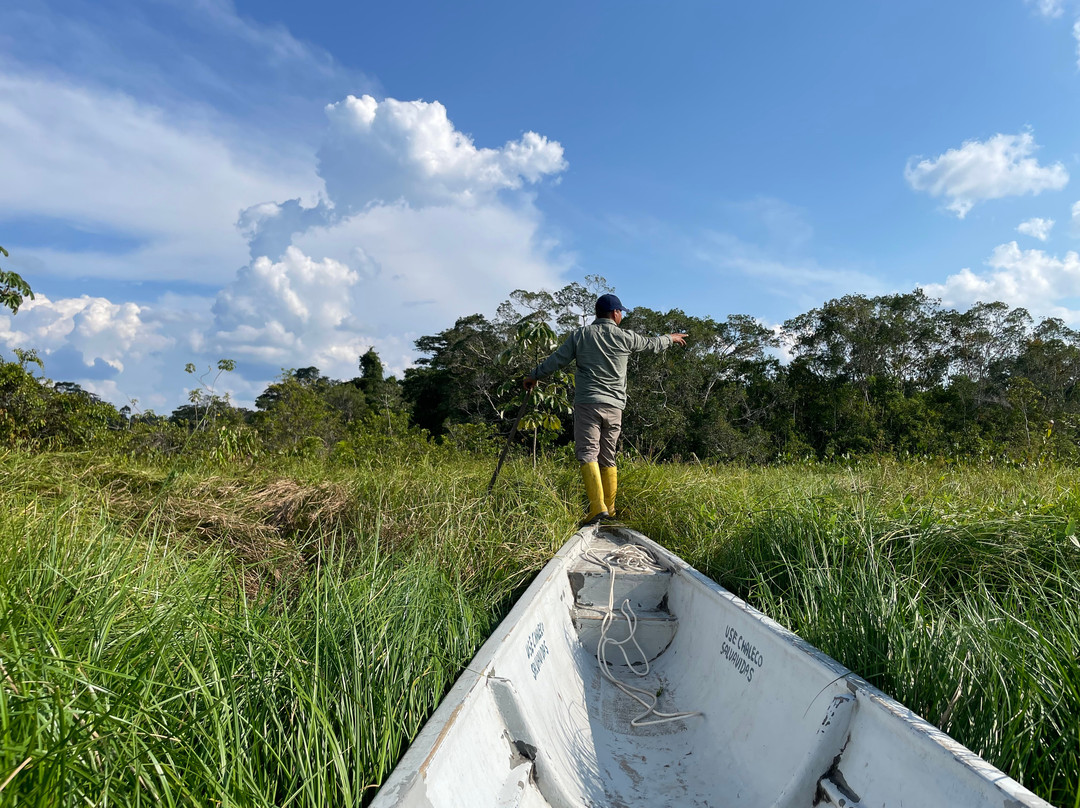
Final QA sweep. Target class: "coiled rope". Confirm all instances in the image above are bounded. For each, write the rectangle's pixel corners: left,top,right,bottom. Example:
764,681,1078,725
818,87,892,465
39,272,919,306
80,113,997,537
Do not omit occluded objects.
583,543,702,727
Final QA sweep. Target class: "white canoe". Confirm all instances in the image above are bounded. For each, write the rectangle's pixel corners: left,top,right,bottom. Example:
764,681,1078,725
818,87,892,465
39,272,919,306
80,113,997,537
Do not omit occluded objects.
371,526,1052,808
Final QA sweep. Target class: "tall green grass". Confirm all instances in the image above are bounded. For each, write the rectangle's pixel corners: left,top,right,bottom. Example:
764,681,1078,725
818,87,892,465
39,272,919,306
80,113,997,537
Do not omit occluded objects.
628,459,1080,808
0,451,1077,806
0,516,490,805
0,451,572,806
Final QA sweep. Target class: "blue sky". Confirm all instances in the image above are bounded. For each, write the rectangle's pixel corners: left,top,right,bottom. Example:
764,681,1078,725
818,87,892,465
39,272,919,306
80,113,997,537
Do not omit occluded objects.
3,0,1080,411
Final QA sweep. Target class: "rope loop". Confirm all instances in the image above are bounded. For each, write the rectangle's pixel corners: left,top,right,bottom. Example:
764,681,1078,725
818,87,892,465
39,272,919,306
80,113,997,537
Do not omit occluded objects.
584,542,701,728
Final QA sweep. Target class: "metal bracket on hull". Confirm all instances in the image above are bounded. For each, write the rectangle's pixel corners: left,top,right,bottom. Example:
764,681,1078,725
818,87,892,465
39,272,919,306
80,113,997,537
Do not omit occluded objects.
816,774,865,808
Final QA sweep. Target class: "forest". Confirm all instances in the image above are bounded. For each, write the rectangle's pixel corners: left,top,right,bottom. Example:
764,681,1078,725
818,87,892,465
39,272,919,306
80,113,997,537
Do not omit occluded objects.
3,274,1079,464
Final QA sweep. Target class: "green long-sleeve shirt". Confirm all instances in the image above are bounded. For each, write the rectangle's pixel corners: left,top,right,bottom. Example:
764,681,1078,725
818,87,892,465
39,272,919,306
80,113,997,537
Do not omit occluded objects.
530,318,674,410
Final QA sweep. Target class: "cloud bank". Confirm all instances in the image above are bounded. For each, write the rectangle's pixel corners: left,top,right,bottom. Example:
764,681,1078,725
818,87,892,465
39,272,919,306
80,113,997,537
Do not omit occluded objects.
923,241,1080,324
1,81,570,410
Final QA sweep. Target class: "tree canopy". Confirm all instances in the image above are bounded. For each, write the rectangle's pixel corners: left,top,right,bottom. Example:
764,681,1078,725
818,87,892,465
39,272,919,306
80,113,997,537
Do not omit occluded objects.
4,277,1080,463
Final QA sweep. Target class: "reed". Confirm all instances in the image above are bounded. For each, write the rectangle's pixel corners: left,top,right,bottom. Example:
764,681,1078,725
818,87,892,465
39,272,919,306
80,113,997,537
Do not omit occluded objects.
628,458,1080,808
0,450,1076,806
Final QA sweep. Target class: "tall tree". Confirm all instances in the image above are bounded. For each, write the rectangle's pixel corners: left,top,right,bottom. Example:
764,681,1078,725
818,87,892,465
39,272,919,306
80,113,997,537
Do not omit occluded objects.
254,368,338,455
402,314,506,435
783,291,947,394
1015,318,1080,410
355,348,404,432
495,289,556,331
623,308,779,460
942,301,1031,388
494,277,614,335
552,275,614,331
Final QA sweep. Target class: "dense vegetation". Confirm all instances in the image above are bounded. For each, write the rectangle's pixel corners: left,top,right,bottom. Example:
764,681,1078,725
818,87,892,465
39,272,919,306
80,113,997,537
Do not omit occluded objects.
0,450,1076,807
5,278,1080,464
2,275,1078,806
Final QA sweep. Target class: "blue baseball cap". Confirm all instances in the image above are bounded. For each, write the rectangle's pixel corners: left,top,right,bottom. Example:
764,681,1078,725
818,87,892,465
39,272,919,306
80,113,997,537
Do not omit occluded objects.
595,293,625,313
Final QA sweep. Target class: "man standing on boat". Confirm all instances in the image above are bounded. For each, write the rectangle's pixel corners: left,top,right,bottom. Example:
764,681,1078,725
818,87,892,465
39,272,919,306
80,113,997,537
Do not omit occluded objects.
524,293,687,525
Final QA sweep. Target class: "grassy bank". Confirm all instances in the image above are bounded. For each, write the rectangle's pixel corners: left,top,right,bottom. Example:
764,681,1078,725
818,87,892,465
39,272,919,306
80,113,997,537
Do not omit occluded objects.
628,459,1080,807
0,451,1077,806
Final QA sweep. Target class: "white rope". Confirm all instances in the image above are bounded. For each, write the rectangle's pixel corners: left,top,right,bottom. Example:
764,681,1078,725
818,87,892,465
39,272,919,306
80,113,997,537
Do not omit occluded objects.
583,543,702,728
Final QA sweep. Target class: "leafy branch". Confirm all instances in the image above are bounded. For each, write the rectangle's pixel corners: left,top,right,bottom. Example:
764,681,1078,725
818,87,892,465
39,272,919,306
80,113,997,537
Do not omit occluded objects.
0,245,35,315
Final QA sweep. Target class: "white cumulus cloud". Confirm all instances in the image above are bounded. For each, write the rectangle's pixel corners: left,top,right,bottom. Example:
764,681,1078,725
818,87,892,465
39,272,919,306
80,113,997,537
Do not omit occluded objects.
291,200,571,328
211,247,363,366
0,294,172,369
2,88,571,410
1017,217,1055,240
0,292,182,407
210,93,572,395
204,198,571,390
317,94,566,214
923,241,1080,323
905,132,1068,218
1027,0,1066,17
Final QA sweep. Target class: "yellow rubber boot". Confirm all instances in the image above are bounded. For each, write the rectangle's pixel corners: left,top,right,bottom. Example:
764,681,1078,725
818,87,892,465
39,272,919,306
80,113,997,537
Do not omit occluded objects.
580,462,609,525
599,466,617,519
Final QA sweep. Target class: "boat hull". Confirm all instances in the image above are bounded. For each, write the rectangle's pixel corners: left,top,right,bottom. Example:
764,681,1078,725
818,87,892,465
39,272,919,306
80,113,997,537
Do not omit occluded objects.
371,527,1051,808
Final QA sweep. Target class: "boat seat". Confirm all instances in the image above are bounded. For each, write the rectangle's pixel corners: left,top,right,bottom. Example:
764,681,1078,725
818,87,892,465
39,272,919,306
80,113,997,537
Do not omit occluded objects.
567,534,678,665
571,605,677,663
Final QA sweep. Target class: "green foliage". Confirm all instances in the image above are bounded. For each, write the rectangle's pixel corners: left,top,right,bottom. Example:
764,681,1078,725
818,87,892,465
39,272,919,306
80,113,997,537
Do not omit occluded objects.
11,277,1080,465
0,452,1076,806
393,283,1080,464
442,422,500,456
0,351,47,446
495,276,614,333
0,350,124,450
255,370,339,457
355,350,406,429
498,319,573,461
784,290,946,391
403,314,505,435
777,291,1080,461
623,307,779,461
0,244,35,314
343,410,432,462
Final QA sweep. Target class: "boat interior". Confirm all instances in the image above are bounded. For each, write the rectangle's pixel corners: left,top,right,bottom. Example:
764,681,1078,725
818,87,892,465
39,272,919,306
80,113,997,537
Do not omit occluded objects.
374,528,1049,808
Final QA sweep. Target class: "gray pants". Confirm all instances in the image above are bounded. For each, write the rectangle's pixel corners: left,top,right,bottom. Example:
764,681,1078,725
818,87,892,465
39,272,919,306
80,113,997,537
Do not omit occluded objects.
574,402,622,465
